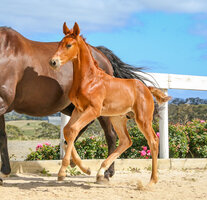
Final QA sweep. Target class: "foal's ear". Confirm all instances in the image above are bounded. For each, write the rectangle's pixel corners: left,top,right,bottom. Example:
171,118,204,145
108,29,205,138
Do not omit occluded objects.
73,22,80,36
63,22,71,35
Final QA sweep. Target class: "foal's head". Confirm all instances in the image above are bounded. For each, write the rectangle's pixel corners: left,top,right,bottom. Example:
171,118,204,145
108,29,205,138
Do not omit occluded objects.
50,22,80,69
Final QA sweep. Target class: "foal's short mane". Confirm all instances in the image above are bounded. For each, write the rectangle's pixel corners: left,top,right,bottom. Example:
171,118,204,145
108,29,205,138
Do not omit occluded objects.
80,35,103,72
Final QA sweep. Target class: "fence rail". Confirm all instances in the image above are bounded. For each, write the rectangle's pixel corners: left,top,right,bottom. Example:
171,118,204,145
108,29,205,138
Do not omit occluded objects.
60,73,207,159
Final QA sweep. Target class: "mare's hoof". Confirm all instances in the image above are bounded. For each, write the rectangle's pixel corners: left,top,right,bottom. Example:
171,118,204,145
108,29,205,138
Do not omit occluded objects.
0,178,3,186
0,172,9,178
86,168,91,175
96,175,109,184
104,170,115,179
58,176,65,181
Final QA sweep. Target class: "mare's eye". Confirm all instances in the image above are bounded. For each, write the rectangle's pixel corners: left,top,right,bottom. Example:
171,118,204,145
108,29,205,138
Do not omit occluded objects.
66,44,72,48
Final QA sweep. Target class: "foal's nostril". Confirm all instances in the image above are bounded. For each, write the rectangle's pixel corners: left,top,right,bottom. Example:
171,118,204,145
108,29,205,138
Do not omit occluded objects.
52,60,56,66
49,59,56,67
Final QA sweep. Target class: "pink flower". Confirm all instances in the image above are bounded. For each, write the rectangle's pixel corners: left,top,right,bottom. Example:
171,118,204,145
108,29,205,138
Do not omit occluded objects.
140,150,146,156
36,143,43,150
146,157,149,159
142,146,147,151
44,142,50,146
200,120,205,123
156,132,160,138
147,150,151,156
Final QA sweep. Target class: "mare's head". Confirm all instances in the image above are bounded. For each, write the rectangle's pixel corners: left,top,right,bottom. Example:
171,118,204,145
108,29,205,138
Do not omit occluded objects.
50,22,80,69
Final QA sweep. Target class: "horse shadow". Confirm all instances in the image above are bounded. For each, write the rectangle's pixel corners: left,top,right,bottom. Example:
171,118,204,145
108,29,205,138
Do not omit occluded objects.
2,174,110,190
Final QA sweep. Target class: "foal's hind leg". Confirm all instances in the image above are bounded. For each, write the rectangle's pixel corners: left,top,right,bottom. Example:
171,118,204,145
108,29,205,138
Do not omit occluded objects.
98,116,117,179
96,116,132,183
135,115,159,186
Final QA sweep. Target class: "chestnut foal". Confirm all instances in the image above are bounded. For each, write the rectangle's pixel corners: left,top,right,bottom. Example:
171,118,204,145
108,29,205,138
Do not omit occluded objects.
50,22,171,186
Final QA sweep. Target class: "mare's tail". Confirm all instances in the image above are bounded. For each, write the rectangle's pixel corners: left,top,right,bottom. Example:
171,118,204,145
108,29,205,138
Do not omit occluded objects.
148,87,172,105
96,46,157,86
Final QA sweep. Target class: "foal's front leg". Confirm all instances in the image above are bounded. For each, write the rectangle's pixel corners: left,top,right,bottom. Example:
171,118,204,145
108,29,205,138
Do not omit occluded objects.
58,107,99,181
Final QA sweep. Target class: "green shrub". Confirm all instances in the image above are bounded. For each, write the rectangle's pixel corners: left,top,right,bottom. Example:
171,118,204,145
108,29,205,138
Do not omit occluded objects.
26,120,207,160
120,126,149,158
168,125,189,158
6,124,26,140
26,143,60,160
184,119,207,158
35,122,60,139
75,136,108,159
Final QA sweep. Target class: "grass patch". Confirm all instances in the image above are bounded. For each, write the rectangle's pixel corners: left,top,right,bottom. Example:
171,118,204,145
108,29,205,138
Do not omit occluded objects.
6,120,46,137
66,166,83,176
40,168,51,176
128,167,141,173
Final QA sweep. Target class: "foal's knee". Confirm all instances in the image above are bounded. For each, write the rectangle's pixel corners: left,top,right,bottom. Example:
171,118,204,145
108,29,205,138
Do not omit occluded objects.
120,138,132,149
63,125,78,142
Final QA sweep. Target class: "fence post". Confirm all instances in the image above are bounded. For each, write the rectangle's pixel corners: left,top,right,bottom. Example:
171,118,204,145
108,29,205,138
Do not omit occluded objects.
159,89,169,159
60,113,70,159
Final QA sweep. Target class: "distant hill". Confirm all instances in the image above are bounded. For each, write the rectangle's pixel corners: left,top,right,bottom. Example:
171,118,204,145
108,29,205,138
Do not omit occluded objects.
5,111,61,121
169,97,207,124
4,98,207,125
170,97,207,105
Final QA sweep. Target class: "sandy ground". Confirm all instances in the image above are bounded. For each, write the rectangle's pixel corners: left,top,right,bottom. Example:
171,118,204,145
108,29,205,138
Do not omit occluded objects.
0,169,206,200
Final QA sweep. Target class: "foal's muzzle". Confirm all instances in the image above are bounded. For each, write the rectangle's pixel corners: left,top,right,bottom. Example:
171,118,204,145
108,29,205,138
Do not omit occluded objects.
49,58,60,69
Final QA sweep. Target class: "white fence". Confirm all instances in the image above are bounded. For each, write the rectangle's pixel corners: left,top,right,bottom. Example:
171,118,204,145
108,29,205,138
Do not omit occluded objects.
60,73,207,159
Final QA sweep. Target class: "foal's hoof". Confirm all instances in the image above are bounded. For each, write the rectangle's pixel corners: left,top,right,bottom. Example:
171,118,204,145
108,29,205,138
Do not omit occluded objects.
58,176,65,181
86,168,91,175
96,175,110,184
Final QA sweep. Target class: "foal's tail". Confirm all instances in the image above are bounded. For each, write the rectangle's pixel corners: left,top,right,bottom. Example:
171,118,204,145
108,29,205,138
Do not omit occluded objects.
148,87,171,105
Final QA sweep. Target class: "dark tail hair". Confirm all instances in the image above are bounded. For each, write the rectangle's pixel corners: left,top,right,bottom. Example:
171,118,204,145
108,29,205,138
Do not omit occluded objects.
96,46,158,87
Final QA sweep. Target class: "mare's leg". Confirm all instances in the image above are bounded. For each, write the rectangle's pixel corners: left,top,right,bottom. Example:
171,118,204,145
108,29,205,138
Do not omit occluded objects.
135,112,159,186
58,107,99,181
98,116,117,179
0,115,11,184
0,77,17,184
96,116,132,183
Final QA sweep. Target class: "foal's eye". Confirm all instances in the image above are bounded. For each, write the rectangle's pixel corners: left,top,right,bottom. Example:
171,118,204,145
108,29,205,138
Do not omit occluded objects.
66,44,72,48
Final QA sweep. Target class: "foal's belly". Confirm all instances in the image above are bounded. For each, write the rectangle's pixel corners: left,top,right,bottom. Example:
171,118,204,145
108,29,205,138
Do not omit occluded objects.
101,100,133,117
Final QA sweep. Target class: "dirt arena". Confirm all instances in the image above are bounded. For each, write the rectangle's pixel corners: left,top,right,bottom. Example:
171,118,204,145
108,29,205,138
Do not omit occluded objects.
4,140,207,199
0,169,206,200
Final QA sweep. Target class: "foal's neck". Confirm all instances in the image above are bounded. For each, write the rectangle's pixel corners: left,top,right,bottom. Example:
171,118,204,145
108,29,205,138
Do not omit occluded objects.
72,37,98,81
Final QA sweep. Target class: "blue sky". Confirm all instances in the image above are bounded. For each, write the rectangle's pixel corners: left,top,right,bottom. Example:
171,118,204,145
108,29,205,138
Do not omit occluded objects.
0,0,207,99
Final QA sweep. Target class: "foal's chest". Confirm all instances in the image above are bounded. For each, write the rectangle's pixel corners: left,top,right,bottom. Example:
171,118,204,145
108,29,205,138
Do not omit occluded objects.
69,89,90,112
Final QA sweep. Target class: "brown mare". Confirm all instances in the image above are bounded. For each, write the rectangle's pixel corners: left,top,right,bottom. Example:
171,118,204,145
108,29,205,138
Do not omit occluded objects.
0,26,151,184
50,22,171,187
